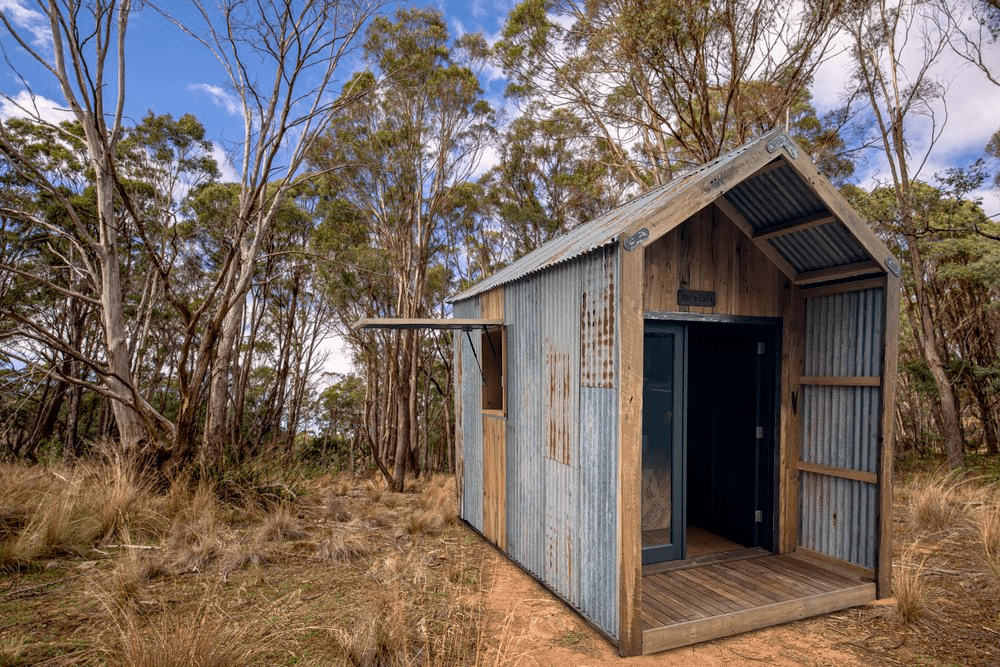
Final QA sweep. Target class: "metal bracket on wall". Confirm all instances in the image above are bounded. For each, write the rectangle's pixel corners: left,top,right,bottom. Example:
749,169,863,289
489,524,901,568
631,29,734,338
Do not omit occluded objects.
464,329,485,385
464,324,501,386
766,133,799,159
623,227,649,251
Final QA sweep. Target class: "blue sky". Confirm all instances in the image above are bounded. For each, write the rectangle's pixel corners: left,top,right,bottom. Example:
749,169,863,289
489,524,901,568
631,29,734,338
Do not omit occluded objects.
2,0,997,212
2,0,998,376
0,0,517,181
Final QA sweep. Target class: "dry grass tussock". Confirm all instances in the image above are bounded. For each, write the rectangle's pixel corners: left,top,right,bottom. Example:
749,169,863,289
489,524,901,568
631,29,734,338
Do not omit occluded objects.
256,504,307,542
93,529,169,615
331,557,489,667
107,598,277,667
166,482,226,572
0,459,507,665
399,474,458,537
892,543,928,625
845,466,1000,665
0,442,161,570
316,521,376,562
976,495,1000,584
907,471,985,534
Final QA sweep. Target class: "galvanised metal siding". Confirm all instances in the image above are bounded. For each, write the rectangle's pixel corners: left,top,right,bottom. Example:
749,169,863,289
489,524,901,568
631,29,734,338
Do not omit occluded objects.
579,386,619,636
800,287,885,568
800,472,877,569
801,387,880,473
805,288,884,377
499,248,620,640
540,258,581,604
504,274,545,577
454,297,483,530
769,223,871,274
724,163,827,230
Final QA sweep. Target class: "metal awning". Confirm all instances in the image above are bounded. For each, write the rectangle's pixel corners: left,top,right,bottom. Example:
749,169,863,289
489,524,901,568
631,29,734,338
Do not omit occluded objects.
352,317,503,331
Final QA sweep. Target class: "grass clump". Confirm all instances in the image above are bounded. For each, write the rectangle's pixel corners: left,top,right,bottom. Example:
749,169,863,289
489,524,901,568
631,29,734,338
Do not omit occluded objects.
108,602,274,667
907,472,981,534
0,445,160,570
893,544,929,625
256,504,307,542
977,496,1000,584
166,482,225,573
316,524,376,563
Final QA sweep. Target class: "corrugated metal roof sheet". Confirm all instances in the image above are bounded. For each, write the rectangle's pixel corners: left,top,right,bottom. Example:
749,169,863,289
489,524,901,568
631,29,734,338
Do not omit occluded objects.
450,141,756,302
770,222,871,273
450,130,884,303
724,163,827,231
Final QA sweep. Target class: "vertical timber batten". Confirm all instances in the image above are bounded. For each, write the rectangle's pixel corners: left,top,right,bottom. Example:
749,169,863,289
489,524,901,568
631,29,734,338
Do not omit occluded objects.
617,243,644,656
480,289,506,549
454,335,464,515
877,273,900,597
779,286,805,554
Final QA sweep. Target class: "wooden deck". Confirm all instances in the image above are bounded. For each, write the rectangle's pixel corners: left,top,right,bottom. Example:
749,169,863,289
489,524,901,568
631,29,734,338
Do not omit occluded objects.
641,550,875,654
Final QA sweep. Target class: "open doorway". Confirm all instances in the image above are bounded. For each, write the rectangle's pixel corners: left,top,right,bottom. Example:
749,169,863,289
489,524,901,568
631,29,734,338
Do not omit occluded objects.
641,319,779,565
686,322,777,556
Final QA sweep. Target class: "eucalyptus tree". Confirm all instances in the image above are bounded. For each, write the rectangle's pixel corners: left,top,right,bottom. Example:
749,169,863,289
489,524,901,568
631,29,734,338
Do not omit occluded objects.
847,181,1000,458
153,0,384,472
480,111,629,262
496,0,848,186
1,0,381,473
838,0,970,467
0,1,170,451
309,9,494,489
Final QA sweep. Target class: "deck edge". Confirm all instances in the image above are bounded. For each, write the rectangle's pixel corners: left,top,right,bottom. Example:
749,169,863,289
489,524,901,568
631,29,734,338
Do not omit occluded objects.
641,582,875,655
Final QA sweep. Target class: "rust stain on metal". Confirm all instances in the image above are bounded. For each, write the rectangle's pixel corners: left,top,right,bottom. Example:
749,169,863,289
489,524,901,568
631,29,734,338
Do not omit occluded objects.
580,248,616,388
546,349,571,465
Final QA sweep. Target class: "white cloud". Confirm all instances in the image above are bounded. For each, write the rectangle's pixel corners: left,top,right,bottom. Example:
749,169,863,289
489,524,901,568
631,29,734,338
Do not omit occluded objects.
0,89,74,124
0,0,52,49
188,83,241,115
810,14,1000,221
209,141,241,183
473,144,500,180
320,333,353,376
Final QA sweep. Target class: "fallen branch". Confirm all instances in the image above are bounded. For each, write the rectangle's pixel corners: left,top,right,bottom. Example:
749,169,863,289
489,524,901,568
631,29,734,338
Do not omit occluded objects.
0,573,87,603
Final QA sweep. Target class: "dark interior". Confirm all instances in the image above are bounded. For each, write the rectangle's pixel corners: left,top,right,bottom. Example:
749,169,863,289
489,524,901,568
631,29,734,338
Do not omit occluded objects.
686,322,776,552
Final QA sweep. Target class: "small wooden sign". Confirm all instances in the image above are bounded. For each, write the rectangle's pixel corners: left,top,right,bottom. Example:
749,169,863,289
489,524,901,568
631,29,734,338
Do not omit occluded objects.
677,289,716,307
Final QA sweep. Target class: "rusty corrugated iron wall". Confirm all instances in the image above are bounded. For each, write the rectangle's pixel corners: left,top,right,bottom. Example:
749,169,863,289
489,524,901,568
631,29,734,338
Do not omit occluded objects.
454,297,483,529
799,286,884,569
455,245,620,640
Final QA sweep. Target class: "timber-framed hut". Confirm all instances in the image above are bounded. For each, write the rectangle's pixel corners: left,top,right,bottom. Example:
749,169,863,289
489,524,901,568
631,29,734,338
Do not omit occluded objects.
359,129,900,656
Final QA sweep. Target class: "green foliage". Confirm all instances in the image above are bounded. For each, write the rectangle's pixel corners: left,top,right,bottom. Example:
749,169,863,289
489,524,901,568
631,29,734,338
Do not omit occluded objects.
497,0,849,182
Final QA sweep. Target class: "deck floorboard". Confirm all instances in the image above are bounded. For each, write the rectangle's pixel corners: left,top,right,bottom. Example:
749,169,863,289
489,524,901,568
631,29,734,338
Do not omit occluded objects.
641,552,875,654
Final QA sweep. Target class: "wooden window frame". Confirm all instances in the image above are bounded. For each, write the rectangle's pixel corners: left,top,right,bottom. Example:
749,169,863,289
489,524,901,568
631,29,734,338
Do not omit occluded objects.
481,327,506,415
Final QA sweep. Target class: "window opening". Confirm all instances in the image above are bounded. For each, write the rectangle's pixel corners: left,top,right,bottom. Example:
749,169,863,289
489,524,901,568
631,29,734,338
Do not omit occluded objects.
481,327,504,411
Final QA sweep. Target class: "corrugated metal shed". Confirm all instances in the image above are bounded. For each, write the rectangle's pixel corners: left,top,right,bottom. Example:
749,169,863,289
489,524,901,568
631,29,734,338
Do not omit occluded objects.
452,131,889,304
799,286,885,569
450,143,754,302
447,129,899,656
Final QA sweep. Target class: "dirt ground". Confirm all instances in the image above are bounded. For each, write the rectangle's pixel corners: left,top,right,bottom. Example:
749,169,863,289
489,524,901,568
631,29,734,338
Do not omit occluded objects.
481,552,881,666
472,469,1000,667
2,467,998,665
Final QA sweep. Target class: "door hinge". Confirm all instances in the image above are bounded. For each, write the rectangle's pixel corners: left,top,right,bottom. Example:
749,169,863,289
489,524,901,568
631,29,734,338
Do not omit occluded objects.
755,510,763,523
756,426,764,439
757,342,765,355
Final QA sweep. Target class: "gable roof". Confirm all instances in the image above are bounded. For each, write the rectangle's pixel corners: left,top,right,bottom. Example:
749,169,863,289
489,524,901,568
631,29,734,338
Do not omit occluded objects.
451,129,898,303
